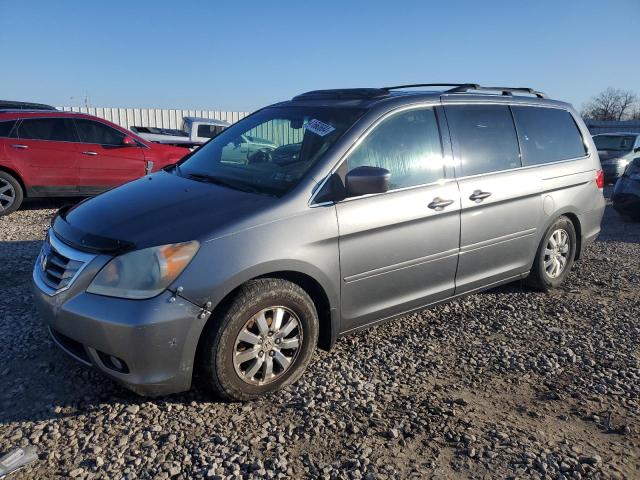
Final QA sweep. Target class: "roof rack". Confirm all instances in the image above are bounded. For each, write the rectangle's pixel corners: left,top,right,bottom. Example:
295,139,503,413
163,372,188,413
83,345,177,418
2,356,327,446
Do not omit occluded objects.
444,85,547,99
385,83,477,90
292,84,548,102
385,83,547,99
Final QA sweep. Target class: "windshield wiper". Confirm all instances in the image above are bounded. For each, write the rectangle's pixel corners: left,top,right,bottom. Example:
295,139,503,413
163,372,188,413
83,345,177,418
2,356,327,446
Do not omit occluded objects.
185,172,272,196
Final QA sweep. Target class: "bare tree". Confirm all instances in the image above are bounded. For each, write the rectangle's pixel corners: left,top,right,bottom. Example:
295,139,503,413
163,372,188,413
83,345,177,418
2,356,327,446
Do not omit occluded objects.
582,87,638,121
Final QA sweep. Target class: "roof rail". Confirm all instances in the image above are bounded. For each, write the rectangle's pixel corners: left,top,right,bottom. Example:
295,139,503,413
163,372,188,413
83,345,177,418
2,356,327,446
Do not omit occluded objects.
385,83,479,91
445,85,548,99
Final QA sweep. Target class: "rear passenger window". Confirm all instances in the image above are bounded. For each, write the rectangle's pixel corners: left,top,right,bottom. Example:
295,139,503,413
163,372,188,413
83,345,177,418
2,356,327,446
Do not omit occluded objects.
346,108,444,190
512,106,586,165
0,121,16,137
445,105,521,177
17,118,78,142
75,119,126,145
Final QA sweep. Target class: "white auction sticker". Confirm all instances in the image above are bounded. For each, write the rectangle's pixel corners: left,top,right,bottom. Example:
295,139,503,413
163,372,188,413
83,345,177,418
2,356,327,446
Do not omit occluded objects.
304,119,335,137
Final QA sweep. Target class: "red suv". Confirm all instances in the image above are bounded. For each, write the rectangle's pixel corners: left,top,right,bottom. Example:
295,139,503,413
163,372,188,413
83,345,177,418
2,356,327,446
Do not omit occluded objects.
0,110,189,215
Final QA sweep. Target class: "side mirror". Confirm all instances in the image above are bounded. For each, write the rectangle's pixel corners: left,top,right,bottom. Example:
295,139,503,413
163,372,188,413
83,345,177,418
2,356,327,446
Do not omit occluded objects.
345,166,390,197
122,136,136,146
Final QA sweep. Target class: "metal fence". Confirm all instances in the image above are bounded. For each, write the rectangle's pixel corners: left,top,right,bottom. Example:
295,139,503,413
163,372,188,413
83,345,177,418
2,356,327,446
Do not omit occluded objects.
586,120,640,135
57,106,250,131
58,106,307,147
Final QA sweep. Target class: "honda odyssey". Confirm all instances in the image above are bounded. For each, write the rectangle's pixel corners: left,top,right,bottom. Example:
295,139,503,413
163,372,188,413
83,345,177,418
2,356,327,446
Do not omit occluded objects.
32,84,605,400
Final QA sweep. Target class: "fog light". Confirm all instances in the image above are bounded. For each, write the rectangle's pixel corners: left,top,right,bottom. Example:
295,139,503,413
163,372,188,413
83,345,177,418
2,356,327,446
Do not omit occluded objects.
97,351,129,373
109,356,124,370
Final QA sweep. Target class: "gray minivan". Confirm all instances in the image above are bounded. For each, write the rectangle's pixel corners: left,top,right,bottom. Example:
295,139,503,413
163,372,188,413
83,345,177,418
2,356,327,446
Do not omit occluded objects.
32,84,605,400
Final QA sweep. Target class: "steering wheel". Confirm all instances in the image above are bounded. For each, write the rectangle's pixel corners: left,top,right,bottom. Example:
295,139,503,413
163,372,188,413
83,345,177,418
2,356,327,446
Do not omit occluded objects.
248,149,272,164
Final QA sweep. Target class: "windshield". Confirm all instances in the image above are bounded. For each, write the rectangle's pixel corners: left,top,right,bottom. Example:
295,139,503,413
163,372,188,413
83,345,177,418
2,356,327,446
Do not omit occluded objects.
178,106,364,196
593,135,636,152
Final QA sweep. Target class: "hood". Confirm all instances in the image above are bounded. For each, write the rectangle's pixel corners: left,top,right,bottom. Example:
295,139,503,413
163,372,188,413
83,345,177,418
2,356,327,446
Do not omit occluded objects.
58,170,277,251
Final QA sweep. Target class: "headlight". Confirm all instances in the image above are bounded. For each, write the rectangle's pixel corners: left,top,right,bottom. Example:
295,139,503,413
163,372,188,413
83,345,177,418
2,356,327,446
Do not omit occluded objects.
87,241,199,299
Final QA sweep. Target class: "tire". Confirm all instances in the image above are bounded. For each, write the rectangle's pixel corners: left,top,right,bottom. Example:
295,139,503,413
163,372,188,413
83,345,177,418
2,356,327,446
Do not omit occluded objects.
527,216,577,292
0,171,23,217
200,278,319,401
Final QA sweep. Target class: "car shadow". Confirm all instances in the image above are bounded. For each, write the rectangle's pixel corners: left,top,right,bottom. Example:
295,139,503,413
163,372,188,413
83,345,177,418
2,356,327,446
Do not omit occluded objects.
19,197,83,211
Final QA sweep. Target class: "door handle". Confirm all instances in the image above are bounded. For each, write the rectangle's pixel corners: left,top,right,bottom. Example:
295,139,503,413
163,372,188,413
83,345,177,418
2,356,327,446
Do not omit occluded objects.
82,151,98,156
11,144,28,149
428,197,455,210
469,190,492,202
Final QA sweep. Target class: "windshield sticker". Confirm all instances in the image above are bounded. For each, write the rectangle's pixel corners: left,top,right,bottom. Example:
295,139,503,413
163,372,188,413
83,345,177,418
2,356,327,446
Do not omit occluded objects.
304,119,335,137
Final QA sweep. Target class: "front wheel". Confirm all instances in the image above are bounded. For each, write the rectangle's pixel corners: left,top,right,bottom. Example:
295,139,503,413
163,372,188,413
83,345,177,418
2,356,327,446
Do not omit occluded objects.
528,216,577,291
199,278,318,401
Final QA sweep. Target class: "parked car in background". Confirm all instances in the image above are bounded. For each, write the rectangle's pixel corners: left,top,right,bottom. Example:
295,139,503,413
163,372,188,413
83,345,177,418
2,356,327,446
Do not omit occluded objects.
32,83,604,400
0,111,188,215
612,157,640,220
592,132,640,183
131,117,230,148
0,100,57,111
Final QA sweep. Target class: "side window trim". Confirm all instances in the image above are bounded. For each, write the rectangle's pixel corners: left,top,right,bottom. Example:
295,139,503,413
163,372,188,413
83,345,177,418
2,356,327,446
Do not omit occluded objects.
507,105,525,168
435,105,455,180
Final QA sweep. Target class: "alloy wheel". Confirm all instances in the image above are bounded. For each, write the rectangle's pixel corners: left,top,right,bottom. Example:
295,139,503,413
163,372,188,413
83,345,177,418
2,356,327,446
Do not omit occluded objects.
0,178,15,212
233,306,302,385
544,228,570,278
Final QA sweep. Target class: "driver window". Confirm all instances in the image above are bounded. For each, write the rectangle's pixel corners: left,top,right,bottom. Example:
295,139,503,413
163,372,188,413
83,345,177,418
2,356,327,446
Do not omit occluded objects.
346,108,444,190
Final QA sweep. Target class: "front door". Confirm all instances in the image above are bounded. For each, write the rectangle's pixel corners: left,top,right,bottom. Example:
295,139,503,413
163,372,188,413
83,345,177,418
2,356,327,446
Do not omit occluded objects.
74,118,146,193
335,106,461,331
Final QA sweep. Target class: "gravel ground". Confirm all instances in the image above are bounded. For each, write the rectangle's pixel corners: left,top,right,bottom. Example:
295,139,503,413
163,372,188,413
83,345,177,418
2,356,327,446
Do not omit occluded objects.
0,193,638,479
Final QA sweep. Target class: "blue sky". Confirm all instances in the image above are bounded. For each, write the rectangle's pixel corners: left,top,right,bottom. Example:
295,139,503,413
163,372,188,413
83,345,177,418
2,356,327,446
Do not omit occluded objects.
1,0,638,112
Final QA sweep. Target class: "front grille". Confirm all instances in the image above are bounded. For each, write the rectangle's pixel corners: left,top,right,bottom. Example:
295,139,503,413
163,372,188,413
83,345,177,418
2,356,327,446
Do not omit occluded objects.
36,231,95,295
40,242,84,291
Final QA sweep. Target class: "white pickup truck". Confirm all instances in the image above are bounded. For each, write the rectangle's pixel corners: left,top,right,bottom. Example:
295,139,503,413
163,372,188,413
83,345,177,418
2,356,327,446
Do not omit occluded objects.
130,116,230,148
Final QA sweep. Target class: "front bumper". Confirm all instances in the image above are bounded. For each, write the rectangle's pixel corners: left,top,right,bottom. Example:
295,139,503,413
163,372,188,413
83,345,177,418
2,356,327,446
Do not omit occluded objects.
32,237,208,396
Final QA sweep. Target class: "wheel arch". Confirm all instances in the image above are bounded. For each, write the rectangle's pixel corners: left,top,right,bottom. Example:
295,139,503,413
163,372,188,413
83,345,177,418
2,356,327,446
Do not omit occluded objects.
562,211,583,260
193,267,339,379
536,208,583,261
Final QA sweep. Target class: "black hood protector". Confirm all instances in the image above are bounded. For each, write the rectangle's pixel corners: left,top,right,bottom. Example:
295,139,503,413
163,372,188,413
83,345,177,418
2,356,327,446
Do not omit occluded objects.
53,208,134,253
54,170,276,253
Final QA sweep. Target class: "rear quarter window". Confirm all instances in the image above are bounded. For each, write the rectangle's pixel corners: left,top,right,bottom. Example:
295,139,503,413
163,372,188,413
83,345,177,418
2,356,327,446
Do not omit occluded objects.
511,106,586,165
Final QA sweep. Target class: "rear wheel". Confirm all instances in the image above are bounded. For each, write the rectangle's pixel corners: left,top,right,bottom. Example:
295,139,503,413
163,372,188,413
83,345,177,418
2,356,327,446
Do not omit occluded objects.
200,278,318,401
0,171,23,216
528,216,577,291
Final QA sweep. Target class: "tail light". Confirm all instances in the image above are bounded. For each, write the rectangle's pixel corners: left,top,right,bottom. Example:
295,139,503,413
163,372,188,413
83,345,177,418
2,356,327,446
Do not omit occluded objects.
596,169,604,189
